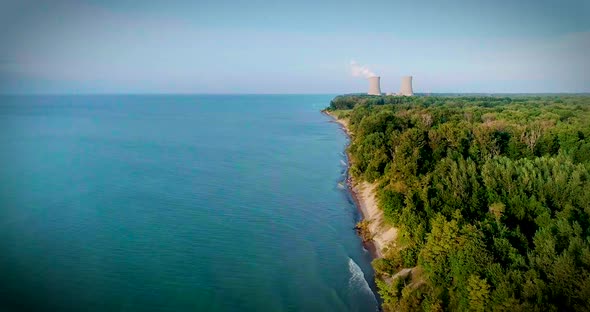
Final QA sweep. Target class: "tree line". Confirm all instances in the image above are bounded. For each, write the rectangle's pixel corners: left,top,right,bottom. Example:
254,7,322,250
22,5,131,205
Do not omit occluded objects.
327,95,590,311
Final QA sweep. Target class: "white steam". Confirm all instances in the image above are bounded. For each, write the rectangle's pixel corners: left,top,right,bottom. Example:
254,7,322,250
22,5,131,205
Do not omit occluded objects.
350,60,377,79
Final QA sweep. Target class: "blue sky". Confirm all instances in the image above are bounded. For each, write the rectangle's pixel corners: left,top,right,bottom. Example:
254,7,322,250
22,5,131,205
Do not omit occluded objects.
0,0,588,93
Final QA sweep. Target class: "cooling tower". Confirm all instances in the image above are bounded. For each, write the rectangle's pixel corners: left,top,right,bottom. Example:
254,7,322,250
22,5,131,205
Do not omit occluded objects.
399,76,414,96
368,76,381,95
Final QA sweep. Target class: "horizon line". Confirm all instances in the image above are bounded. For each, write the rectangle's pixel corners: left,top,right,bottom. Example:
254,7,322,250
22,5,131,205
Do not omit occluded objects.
0,91,590,96
1,92,589,96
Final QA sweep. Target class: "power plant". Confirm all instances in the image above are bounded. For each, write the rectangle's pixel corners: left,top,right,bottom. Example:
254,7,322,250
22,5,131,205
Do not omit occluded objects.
399,76,414,96
365,75,414,96
352,60,414,96
367,76,382,95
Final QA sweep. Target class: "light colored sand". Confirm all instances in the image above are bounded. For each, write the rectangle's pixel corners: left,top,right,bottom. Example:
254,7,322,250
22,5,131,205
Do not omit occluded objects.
327,113,351,135
336,117,350,132
352,182,397,258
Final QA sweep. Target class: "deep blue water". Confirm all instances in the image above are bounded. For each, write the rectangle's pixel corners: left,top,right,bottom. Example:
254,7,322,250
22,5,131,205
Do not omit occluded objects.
0,95,378,311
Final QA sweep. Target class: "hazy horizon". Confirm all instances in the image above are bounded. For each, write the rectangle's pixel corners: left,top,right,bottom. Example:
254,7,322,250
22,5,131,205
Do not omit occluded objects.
1,0,589,94
2,92,590,96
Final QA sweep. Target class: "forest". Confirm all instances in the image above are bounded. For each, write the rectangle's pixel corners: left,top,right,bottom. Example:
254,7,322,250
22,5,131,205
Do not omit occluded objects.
326,94,590,311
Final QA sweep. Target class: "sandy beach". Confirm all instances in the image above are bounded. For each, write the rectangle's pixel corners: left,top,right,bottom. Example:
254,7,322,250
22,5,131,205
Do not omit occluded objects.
324,111,397,258
350,182,397,258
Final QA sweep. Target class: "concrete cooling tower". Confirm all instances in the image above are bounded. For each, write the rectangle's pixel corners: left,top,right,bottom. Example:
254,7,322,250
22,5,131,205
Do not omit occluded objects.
399,76,413,96
368,76,381,95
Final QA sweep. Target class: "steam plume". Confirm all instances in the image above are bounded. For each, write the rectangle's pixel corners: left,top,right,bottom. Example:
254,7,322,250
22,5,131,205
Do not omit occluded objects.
350,60,377,78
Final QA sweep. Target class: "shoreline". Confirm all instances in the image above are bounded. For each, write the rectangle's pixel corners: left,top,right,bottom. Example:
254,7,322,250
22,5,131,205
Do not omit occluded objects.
323,110,397,260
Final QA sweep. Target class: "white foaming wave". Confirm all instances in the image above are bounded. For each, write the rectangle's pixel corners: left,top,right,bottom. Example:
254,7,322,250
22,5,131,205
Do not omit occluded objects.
348,258,378,303
340,159,347,166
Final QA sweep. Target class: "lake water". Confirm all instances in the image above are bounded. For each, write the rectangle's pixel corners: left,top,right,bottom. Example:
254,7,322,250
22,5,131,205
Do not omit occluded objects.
0,95,378,311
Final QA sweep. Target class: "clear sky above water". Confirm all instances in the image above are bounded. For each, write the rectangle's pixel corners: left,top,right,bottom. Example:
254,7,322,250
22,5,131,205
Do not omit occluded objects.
0,0,589,94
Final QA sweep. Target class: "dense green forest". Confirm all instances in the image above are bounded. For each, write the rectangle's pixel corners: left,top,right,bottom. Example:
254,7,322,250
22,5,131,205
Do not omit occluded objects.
327,94,590,311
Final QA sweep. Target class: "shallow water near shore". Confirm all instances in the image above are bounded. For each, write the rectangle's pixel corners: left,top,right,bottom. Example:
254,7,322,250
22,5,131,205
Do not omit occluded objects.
0,95,378,311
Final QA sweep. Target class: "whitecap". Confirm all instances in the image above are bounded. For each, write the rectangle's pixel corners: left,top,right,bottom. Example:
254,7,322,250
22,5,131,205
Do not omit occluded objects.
348,258,378,304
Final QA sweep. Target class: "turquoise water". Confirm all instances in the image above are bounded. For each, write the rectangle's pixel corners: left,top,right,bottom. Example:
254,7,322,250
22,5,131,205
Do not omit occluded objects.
0,95,378,311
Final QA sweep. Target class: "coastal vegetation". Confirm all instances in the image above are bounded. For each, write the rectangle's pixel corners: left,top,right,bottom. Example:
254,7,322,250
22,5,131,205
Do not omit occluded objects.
327,94,590,311
355,219,374,242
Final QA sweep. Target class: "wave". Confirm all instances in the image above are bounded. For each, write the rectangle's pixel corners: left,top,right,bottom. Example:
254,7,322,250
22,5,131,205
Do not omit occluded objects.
348,258,377,303
340,159,347,166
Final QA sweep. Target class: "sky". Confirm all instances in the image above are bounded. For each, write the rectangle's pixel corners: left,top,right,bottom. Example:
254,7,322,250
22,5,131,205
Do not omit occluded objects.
0,0,589,94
